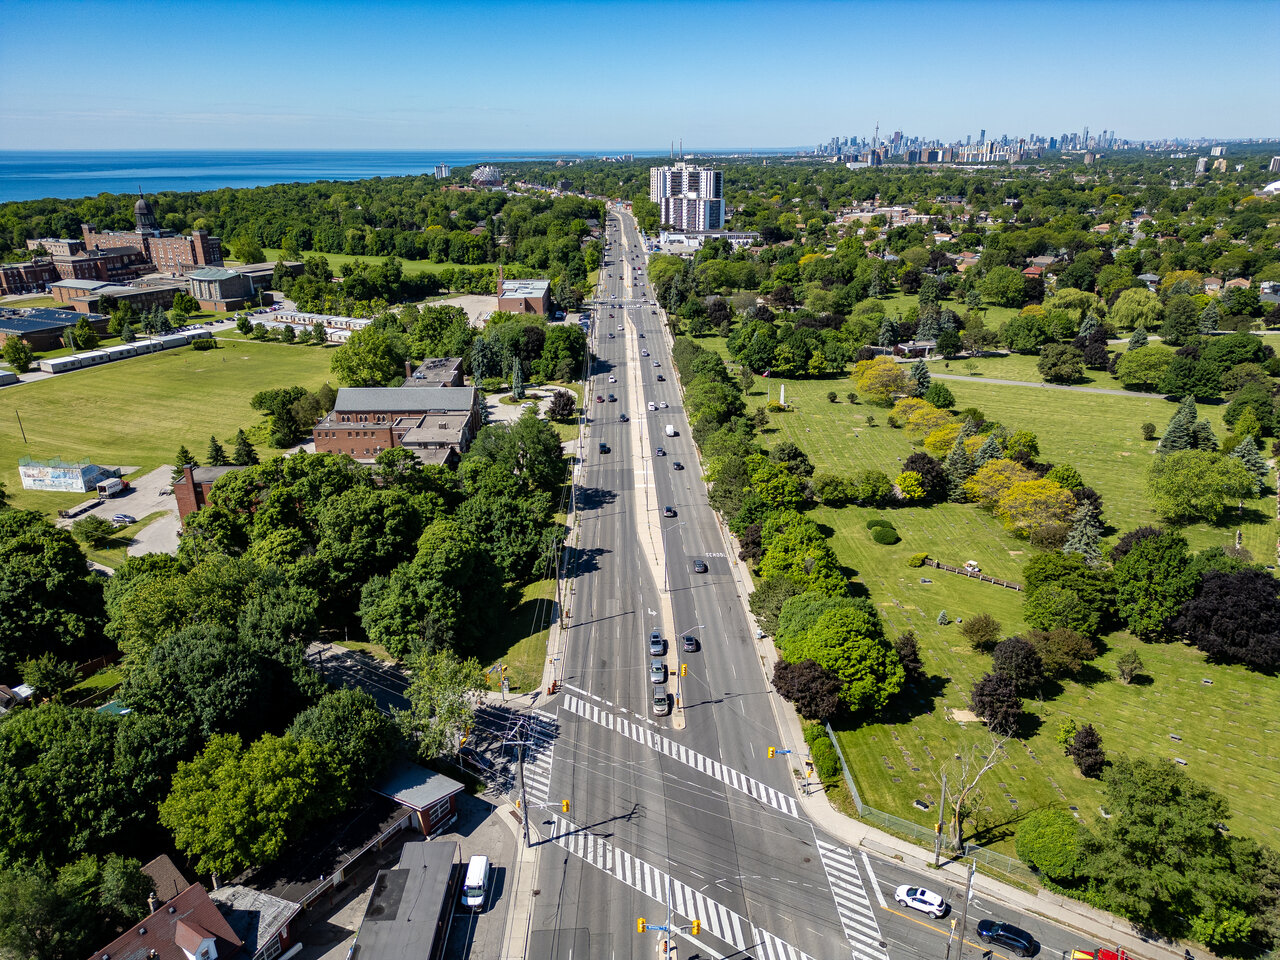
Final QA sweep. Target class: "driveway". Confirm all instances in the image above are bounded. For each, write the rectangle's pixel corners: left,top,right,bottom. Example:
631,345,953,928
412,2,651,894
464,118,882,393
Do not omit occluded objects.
52,464,181,558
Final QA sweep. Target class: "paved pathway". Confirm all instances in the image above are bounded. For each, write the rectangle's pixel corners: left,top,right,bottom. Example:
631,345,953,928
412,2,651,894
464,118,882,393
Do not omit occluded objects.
932,372,1167,399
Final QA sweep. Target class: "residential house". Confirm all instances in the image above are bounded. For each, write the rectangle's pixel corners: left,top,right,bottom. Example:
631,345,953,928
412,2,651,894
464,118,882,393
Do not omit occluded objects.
88,883,242,960
208,885,300,960
1137,273,1161,292
1203,277,1223,295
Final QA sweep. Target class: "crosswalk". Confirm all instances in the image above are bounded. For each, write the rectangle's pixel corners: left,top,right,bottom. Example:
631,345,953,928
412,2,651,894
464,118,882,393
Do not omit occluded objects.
547,814,819,960
816,840,889,960
516,709,558,808
560,692,799,818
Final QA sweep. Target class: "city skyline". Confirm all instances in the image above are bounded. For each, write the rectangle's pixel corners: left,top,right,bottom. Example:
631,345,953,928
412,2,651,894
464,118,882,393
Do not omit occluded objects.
0,0,1276,151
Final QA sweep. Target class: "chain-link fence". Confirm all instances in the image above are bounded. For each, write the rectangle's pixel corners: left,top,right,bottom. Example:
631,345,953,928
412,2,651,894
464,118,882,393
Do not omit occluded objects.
826,722,1038,886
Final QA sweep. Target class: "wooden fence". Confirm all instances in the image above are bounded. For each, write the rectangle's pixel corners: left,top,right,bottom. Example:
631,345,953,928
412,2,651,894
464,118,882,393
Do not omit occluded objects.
922,558,1023,591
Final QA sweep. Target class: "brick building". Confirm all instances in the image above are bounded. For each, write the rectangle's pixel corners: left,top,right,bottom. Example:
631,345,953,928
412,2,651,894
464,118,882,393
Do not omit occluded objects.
0,307,109,350
188,267,253,310
498,278,552,315
78,190,224,274
312,385,480,465
0,259,59,295
173,464,245,519
51,278,187,314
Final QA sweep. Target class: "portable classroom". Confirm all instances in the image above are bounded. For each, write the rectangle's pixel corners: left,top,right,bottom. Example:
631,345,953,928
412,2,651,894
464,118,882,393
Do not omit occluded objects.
183,329,213,343
154,334,188,349
39,356,82,373
103,343,137,360
133,339,162,354
0,371,18,386
75,350,109,367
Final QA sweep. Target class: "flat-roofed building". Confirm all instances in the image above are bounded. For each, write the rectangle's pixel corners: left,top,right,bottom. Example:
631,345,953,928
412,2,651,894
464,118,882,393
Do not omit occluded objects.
188,267,253,310
405,356,464,387
498,278,551,315
0,307,108,350
350,839,459,960
52,279,187,315
312,385,481,463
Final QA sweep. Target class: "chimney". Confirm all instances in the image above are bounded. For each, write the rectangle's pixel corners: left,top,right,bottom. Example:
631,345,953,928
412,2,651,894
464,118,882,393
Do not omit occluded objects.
182,463,195,487
405,359,413,378
147,892,158,913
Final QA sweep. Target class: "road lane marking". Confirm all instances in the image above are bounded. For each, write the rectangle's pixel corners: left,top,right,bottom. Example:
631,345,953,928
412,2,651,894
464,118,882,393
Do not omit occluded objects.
561,693,798,817
815,840,889,960
547,813,821,958
860,851,888,908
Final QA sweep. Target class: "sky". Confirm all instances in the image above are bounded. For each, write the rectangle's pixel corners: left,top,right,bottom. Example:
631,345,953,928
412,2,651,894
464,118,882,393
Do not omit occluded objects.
1,0,1276,151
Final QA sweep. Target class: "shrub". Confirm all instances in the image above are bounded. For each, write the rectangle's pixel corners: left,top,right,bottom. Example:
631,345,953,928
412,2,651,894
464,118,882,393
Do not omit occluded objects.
827,391,838,403
906,553,929,567
811,736,840,781
1142,422,1157,441
192,338,217,351
886,415,900,428
865,516,895,530
1015,809,1083,881
871,526,900,545
772,659,843,722
959,612,1001,652
1115,649,1144,684
1068,724,1106,778
864,414,876,427
481,377,504,393
936,609,949,625
767,401,787,412
801,721,827,747
846,392,858,404
1055,717,1079,752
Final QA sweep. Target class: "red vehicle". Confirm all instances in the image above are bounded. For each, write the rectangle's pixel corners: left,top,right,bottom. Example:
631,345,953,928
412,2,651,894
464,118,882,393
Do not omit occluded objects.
1072,948,1128,960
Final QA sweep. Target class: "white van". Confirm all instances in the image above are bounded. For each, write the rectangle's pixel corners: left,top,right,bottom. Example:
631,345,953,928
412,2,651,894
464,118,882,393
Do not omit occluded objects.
461,855,490,910
664,424,676,437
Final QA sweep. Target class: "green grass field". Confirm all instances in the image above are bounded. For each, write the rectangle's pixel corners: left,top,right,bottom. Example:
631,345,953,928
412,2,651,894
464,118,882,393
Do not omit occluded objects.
1,340,338,512
749,372,1280,853
1,295,60,309
260,248,498,278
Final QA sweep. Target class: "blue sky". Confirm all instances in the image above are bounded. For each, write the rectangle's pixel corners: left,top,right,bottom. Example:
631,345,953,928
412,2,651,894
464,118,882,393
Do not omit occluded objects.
1,0,1275,150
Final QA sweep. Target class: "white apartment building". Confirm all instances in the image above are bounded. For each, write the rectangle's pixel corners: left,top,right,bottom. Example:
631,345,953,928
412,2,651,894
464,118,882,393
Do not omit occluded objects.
650,162,724,230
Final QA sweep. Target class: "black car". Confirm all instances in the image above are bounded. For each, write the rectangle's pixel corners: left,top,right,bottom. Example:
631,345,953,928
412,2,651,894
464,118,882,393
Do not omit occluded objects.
619,413,629,422
599,442,609,454
672,461,683,470
656,374,665,381
607,393,616,402
976,921,1037,958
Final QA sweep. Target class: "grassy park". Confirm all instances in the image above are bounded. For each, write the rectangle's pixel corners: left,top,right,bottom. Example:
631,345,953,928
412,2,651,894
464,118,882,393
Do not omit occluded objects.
0,339,337,512
739,366,1280,853
259,247,497,278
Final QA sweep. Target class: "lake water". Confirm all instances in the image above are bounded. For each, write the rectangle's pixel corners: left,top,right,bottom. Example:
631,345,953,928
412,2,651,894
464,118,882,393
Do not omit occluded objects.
0,149,670,203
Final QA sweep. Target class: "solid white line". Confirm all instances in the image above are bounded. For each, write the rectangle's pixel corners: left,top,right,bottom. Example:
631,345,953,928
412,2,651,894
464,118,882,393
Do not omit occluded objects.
860,851,888,908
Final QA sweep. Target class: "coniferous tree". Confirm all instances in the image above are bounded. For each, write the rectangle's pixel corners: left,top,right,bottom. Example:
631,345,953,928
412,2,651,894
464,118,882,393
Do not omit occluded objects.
1128,324,1148,350
1157,396,1197,453
1077,313,1100,341
206,436,230,467
911,359,931,397
511,355,524,400
231,429,259,466
878,316,899,348
171,445,199,484
1199,300,1220,334
1189,419,1218,452
1062,504,1103,565
973,433,1003,468
1229,434,1268,486
943,438,975,501
119,321,136,343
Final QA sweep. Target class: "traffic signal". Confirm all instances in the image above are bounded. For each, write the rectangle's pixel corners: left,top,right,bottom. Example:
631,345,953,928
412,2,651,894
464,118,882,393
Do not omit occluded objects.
680,663,687,677
637,918,647,933
562,799,570,813
767,746,776,758
691,919,701,936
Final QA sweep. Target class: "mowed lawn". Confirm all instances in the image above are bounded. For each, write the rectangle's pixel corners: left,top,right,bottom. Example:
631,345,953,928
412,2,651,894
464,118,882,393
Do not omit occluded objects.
748,372,1280,853
1,341,338,512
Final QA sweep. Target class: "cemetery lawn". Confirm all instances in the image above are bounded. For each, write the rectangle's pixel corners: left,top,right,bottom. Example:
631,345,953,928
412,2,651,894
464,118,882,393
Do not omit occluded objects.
0,340,337,513
752,372,1280,854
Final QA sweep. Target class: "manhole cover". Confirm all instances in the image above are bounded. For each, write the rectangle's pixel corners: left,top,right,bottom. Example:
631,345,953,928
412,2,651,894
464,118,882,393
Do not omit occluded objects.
802,857,811,863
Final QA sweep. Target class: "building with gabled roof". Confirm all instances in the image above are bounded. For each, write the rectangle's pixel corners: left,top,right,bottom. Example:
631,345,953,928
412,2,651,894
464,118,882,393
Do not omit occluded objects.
312,385,481,464
87,882,241,960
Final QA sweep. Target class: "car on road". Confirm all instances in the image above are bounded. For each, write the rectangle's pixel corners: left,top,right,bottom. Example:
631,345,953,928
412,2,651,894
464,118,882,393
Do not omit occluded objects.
655,446,665,457
656,374,665,381
595,395,604,403
649,659,666,683
682,634,698,652
638,332,645,337
672,460,683,470
663,505,676,517
111,514,136,527
619,413,629,422
652,684,669,715
652,360,660,367
599,442,609,454
617,324,623,330
608,375,616,382
608,332,615,339
894,885,948,918
607,393,616,402
659,402,668,409
649,631,665,656
648,401,657,411
976,921,1037,957
651,309,658,315
641,349,650,357
692,559,708,573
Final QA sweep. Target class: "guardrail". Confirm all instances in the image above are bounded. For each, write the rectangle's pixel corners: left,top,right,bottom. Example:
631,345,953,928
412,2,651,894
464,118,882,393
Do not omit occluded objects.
923,558,1023,591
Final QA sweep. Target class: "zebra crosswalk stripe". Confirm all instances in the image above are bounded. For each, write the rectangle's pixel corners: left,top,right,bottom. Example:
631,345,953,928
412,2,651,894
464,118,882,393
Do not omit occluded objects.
547,815,818,958
816,840,889,960
560,694,798,818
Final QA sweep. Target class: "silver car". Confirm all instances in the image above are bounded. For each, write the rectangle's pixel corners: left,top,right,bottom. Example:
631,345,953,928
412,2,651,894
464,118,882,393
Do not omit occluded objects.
648,631,665,656
649,659,666,683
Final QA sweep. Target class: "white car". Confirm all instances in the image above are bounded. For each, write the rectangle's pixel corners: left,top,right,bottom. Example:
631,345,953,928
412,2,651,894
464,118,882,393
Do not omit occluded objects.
894,885,948,918
617,324,624,331
659,401,668,409
647,401,657,411
608,375,616,383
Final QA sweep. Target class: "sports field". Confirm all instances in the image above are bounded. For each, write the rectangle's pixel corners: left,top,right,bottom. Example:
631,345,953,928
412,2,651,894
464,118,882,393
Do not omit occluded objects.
743,369,1279,852
1,340,337,512
259,248,497,278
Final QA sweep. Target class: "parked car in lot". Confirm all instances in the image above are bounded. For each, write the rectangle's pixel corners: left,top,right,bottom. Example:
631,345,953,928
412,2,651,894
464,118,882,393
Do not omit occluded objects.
111,514,136,527
894,885,948,918
976,921,1037,957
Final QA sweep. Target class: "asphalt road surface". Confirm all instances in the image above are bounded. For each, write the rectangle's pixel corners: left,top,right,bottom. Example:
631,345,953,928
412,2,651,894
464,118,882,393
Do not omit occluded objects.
488,209,1089,960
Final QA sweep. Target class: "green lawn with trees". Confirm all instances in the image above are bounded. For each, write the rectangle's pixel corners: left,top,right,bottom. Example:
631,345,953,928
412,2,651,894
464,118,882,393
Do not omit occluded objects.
0,341,336,512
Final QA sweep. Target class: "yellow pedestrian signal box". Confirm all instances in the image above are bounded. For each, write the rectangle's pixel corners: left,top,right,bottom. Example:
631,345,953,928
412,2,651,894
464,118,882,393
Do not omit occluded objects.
767,746,776,758
680,663,687,677
562,800,570,812
637,918,647,933
691,919,701,936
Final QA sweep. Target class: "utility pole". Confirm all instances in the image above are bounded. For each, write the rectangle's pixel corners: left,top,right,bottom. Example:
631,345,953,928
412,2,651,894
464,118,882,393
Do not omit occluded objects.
952,861,977,960
502,719,535,848
934,772,946,867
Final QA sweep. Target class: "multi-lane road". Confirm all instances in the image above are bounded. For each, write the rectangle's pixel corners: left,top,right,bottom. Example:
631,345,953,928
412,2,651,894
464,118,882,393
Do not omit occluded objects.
517,207,1086,960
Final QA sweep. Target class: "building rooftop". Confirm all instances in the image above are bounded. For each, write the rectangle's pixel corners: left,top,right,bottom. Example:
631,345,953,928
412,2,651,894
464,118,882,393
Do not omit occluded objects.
373,761,465,812
0,307,100,333
351,840,458,960
207,884,300,955
50,278,113,291
187,267,239,281
500,279,550,298
400,413,471,446
173,465,244,487
142,855,189,904
333,386,476,414
90,883,241,960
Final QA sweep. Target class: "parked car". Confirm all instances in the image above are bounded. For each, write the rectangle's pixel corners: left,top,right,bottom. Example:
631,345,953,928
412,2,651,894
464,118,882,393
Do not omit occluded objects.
649,659,666,683
976,921,1037,957
894,885,948,918
649,631,665,656
111,514,136,527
